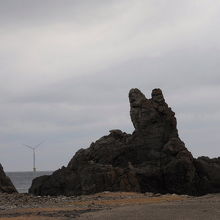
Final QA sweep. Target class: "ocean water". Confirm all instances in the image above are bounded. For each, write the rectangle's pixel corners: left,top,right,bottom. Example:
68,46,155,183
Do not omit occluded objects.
6,171,53,193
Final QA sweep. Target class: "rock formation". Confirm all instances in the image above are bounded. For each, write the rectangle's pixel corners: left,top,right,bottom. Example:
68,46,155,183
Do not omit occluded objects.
0,163,17,193
29,88,220,196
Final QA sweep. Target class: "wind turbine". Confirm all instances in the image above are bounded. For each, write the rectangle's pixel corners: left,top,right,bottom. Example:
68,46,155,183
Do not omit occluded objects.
23,141,45,176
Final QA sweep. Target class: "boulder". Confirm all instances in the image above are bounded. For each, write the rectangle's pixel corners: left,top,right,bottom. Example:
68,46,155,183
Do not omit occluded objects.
29,88,220,196
194,156,220,194
0,164,17,193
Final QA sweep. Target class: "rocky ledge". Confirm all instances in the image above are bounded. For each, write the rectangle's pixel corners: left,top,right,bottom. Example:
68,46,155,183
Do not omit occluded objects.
29,88,220,196
0,163,17,193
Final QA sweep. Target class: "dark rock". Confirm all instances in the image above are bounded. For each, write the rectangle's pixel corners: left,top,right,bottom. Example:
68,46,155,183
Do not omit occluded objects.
194,157,220,194
29,88,220,196
0,164,17,193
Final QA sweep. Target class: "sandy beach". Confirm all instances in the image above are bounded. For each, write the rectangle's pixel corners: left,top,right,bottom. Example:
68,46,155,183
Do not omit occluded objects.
0,192,219,220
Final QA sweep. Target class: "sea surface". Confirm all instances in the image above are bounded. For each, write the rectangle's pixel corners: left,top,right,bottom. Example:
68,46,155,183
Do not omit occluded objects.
6,171,53,193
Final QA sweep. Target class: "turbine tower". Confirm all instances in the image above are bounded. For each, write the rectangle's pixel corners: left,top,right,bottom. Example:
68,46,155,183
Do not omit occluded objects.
23,141,44,176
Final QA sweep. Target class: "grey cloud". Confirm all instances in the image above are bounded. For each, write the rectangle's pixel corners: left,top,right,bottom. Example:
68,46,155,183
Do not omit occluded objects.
0,0,118,27
0,0,220,171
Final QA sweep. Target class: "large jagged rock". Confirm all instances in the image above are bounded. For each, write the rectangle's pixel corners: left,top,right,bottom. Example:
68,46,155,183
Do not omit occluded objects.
29,88,220,196
0,164,17,193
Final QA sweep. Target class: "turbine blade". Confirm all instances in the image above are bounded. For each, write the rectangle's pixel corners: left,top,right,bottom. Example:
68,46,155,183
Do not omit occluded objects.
23,144,34,150
35,140,45,149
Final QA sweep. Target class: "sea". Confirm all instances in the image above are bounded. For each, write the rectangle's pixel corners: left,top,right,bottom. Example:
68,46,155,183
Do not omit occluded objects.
6,171,53,193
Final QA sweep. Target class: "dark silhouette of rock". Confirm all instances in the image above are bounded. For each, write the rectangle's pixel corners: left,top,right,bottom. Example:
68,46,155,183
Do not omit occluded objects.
0,164,17,193
29,88,220,196
194,156,220,194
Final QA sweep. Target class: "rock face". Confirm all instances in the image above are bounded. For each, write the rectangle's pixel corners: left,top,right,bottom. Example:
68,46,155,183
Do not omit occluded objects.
29,88,220,196
0,164,17,193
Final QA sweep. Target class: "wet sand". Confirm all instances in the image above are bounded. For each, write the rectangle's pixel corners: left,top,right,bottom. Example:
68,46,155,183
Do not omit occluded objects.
77,194,220,220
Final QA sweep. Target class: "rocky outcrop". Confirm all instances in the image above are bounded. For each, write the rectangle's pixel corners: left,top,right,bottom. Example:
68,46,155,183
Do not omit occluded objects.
0,164,17,193
29,88,220,196
194,156,220,194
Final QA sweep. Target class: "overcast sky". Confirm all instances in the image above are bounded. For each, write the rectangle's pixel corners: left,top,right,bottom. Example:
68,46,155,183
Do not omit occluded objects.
0,0,220,171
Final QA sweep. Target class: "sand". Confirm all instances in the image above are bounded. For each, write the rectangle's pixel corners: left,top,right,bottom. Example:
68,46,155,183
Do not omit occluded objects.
0,192,219,220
